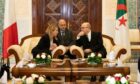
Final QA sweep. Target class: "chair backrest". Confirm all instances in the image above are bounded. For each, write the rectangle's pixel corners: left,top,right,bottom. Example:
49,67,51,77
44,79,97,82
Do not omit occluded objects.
20,35,42,55
102,35,115,54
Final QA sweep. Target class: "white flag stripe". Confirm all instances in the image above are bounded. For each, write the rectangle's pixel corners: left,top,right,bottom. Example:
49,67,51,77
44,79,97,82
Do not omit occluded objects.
4,0,16,29
115,14,131,62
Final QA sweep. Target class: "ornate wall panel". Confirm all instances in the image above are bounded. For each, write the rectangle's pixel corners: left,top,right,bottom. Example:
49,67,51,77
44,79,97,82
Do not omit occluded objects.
32,0,102,36
69,0,89,36
44,0,61,28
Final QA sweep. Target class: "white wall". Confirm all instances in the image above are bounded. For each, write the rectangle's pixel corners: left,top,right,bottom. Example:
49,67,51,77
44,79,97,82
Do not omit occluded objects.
102,0,117,39
15,0,32,43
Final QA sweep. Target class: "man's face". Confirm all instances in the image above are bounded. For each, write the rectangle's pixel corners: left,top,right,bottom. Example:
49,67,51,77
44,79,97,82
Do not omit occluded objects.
81,23,90,34
58,20,67,30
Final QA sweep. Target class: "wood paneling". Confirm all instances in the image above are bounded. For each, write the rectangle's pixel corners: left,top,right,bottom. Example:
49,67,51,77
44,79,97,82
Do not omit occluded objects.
88,0,102,32
32,0,102,35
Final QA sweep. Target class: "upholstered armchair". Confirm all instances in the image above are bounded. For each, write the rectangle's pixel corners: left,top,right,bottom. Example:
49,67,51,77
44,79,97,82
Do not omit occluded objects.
8,34,127,64
102,35,127,62
8,34,66,64
8,35,41,64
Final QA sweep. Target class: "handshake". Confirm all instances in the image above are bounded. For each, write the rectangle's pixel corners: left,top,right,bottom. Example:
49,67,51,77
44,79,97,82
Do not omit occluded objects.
52,45,84,59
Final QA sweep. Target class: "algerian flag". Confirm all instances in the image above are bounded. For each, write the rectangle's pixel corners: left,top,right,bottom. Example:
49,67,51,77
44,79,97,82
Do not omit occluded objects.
114,0,131,62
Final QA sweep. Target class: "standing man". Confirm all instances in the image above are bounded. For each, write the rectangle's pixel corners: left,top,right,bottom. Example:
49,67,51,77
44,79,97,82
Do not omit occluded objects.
76,22,107,81
57,19,75,59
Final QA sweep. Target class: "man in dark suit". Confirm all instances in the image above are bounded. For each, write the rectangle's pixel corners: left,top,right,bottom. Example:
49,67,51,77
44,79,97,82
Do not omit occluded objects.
57,19,75,59
76,22,107,58
76,22,107,81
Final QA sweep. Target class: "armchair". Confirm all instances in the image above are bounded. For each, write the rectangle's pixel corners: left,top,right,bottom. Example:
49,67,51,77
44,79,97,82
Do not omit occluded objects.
70,34,127,62
8,35,41,64
8,34,66,64
102,35,128,62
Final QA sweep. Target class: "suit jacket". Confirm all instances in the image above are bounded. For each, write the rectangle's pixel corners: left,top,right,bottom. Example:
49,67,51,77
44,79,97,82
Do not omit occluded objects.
76,32,107,58
57,28,75,46
31,33,59,58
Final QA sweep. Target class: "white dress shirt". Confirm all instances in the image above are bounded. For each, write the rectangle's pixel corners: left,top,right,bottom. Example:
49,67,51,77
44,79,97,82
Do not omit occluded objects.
87,31,91,41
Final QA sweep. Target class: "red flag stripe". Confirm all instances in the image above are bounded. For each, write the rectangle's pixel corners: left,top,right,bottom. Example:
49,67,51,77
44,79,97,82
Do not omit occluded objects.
117,4,127,11
2,22,18,58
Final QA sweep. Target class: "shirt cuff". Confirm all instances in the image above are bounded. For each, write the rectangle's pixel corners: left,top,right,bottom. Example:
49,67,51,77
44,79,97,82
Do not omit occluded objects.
77,36,80,40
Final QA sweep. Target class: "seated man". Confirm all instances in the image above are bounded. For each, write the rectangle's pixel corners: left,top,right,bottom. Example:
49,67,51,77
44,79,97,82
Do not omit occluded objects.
76,22,107,81
76,22,107,58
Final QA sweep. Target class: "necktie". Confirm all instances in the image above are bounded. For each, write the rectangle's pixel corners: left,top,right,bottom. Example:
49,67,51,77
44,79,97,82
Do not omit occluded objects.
86,35,89,41
61,30,65,36
61,30,65,44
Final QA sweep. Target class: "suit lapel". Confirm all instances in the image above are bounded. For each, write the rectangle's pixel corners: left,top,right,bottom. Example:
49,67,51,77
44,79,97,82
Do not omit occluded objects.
90,32,95,44
83,35,89,42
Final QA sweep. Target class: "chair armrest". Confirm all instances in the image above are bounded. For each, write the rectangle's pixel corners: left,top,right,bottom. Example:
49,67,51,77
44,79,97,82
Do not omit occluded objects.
52,45,66,58
111,45,127,59
69,45,84,58
8,45,24,64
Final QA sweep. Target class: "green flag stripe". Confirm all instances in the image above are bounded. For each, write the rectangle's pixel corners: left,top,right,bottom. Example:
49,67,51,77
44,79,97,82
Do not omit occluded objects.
118,0,126,5
116,10,126,19
116,0,127,19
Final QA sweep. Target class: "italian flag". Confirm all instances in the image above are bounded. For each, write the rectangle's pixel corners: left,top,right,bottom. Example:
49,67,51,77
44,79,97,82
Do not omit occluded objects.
114,0,131,62
2,0,18,58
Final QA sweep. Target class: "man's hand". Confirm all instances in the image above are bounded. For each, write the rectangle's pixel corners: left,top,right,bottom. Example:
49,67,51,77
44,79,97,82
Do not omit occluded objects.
77,31,85,37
